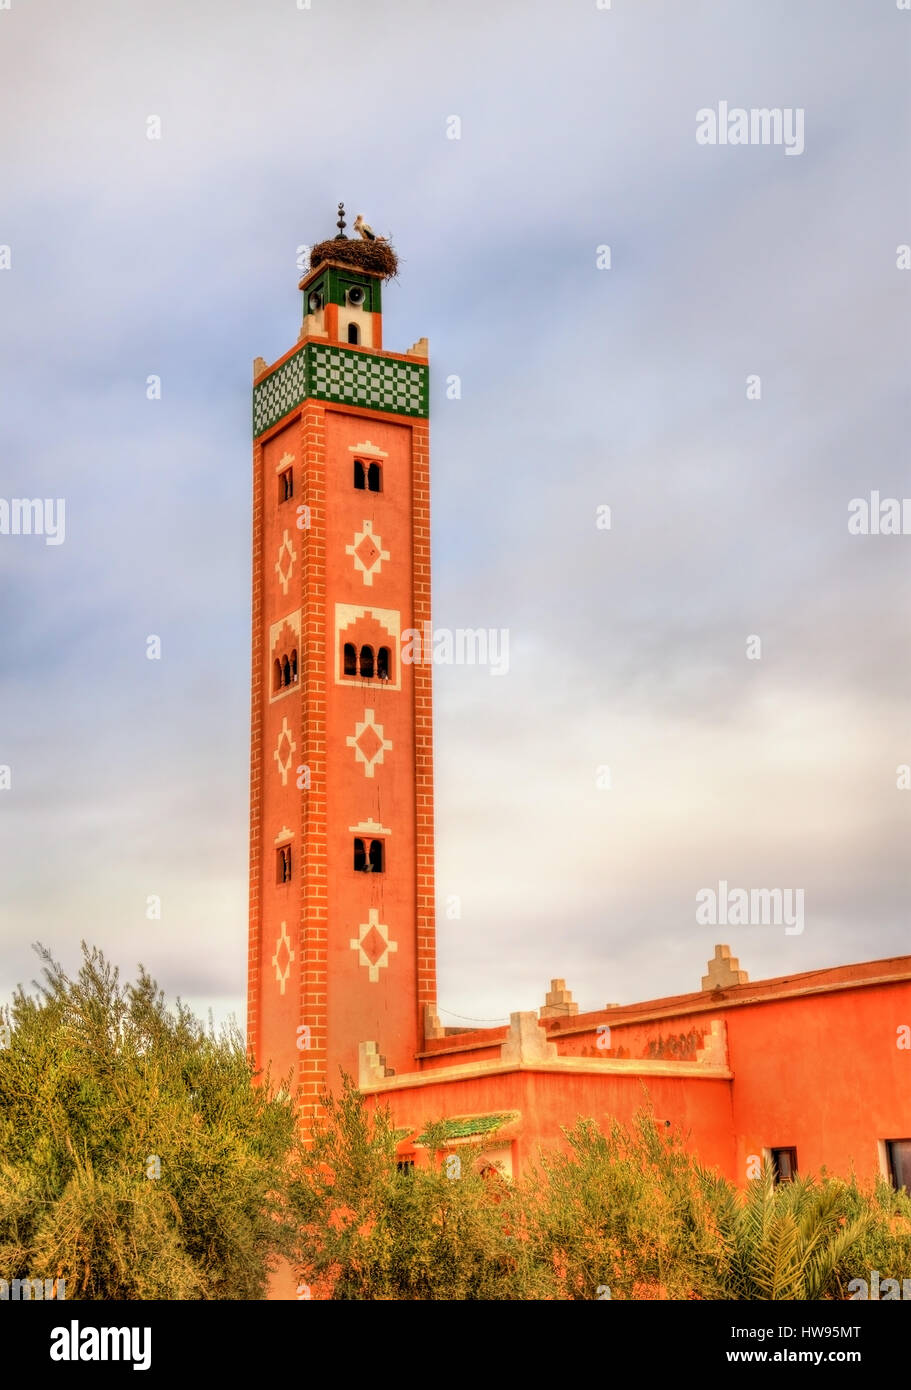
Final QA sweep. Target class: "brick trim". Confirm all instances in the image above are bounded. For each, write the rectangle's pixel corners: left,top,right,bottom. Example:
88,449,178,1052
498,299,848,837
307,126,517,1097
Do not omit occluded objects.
247,440,265,1062
297,404,329,1129
411,418,437,1030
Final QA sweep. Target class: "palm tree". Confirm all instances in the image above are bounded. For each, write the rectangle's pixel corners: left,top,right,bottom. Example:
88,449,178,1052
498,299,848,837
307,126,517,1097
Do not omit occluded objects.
701,1163,872,1300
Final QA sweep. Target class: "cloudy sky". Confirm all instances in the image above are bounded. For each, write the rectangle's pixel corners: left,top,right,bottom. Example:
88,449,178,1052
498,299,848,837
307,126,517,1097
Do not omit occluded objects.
0,0,908,1030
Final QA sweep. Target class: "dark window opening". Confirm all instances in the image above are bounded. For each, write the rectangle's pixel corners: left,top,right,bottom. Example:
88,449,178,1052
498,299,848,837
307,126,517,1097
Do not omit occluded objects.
343,642,392,682
347,323,360,345
279,468,293,503
353,458,366,490
353,837,385,873
277,845,292,884
367,462,382,493
770,1147,798,1184
886,1139,911,1193
275,653,298,692
396,1159,415,1176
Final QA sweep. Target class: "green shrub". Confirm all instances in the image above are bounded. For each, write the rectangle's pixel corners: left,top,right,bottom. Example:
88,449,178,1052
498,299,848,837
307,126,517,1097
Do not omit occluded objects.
0,943,299,1299
525,1110,727,1299
291,1077,548,1300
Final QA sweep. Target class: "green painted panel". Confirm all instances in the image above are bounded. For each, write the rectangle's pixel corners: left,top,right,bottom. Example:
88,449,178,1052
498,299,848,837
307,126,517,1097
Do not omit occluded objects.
300,268,380,318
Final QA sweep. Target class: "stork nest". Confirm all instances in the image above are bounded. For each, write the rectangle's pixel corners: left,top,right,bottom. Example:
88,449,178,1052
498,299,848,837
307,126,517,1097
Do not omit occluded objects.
309,237,398,281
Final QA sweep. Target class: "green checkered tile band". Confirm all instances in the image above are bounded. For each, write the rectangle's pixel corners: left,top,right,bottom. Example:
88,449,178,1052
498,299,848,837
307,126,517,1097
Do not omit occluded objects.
309,344,426,416
253,349,307,436
253,342,428,436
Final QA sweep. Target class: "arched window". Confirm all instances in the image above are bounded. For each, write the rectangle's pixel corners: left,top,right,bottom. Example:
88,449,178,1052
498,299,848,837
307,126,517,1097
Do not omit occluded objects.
344,642,357,676
273,658,282,693
290,649,298,683
277,845,292,883
367,462,381,493
347,323,360,345
353,838,367,872
359,645,374,679
282,656,291,687
369,839,384,873
353,458,366,490
377,646,390,681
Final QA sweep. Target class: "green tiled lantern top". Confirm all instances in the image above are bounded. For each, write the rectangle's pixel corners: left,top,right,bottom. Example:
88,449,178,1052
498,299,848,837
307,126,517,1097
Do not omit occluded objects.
304,264,382,314
253,342,428,437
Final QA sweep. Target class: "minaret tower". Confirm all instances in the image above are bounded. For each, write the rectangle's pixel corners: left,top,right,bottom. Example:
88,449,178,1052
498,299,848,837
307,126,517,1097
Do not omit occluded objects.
247,207,434,1128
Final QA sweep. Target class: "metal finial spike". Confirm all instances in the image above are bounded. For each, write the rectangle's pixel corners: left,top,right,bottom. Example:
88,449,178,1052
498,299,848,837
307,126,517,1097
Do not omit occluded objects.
335,201,347,239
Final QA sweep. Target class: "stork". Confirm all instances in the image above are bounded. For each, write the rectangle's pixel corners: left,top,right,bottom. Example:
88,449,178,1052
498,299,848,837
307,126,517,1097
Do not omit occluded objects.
354,214,388,243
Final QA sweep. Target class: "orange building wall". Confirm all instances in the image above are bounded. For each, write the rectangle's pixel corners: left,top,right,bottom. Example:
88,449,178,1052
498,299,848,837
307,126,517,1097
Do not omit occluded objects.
364,973,910,1185
251,418,310,1104
249,327,435,1126
370,1070,736,1178
724,982,910,1185
323,408,423,1082
549,981,911,1184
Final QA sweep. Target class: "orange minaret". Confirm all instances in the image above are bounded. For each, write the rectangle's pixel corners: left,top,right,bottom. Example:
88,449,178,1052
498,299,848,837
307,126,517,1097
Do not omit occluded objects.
247,210,434,1128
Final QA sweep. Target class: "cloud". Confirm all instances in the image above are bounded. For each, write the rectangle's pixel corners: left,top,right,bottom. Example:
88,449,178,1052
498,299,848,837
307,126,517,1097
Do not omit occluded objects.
0,0,907,1031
